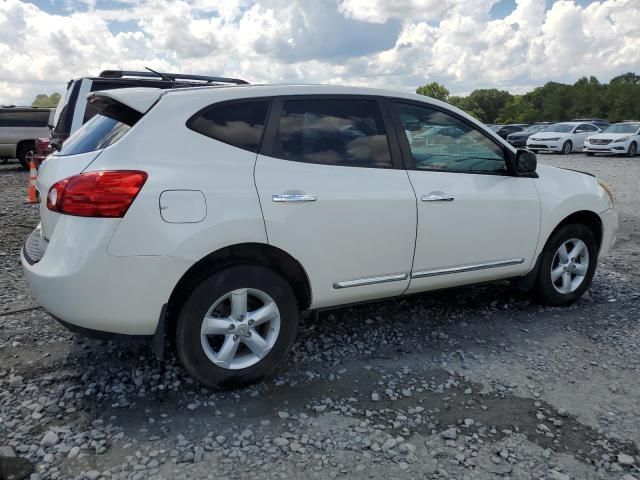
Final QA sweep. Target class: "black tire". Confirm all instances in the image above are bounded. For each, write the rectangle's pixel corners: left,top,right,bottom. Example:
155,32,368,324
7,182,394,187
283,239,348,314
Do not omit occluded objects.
17,142,35,170
560,141,572,155
175,265,299,389
533,223,598,306
625,142,637,158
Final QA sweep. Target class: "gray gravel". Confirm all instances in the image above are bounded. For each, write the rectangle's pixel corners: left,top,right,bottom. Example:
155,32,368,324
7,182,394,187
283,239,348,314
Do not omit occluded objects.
1,153,639,480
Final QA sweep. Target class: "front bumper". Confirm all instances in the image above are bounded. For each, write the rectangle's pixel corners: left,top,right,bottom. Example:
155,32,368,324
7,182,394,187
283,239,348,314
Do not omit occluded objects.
583,143,627,154
21,218,192,336
527,140,562,152
598,208,618,258
507,138,527,148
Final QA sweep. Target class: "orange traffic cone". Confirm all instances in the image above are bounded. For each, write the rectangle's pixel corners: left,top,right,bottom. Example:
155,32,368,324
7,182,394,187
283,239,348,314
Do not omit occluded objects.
26,159,38,204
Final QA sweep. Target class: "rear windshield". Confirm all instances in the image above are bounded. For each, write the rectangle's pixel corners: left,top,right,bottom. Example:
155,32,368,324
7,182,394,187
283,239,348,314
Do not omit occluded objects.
58,102,141,156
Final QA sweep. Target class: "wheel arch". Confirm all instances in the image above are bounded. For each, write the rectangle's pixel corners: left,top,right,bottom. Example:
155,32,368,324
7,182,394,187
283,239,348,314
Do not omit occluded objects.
165,242,312,345
515,209,603,291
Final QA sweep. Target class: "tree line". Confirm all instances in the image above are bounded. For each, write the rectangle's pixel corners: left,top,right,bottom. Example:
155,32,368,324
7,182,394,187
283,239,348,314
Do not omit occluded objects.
416,73,640,124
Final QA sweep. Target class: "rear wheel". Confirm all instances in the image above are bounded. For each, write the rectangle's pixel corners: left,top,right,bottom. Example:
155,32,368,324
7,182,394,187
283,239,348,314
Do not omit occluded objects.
560,141,572,155
533,223,597,306
17,142,35,170
625,142,637,158
175,265,299,389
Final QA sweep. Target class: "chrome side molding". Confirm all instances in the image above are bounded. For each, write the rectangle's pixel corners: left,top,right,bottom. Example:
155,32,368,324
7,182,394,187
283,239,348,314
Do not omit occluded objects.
412,258,525,279
333,273,408,289
272,194,317,203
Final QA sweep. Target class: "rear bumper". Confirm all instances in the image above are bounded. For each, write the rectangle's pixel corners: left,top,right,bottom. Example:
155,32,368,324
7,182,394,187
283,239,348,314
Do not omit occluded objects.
598,208,618,258
21,218,192,335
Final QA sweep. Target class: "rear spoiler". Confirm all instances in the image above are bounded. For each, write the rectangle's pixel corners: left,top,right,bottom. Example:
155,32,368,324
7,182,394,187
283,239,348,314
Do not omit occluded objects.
88,88,163,115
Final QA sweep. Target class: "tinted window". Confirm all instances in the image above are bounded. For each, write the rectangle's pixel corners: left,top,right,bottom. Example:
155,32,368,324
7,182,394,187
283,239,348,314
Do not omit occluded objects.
58,103,141,156
273,99,392,167
188,100,270,153
580,124,598,132
0,110,50,127
395,102,505,174
543,123,574,133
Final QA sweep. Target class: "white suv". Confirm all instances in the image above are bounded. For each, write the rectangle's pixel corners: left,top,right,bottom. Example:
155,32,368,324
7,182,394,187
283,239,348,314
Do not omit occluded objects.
22,85,618,389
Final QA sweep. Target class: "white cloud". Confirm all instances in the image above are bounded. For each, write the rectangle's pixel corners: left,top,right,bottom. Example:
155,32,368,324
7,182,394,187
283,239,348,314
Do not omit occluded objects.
0,0,639,105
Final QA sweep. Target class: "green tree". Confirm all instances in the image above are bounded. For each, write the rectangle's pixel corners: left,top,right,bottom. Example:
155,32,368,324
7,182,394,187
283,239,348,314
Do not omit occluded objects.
466,89,513,123
416,82,450,102
31,93,61,108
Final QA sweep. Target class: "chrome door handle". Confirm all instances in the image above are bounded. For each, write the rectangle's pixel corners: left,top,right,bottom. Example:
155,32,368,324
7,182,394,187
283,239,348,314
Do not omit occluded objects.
421,193,455,202
272,193,317,203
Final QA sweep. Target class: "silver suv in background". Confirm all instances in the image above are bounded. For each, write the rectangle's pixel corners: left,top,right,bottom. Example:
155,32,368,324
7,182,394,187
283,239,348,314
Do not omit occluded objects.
0,107,54,169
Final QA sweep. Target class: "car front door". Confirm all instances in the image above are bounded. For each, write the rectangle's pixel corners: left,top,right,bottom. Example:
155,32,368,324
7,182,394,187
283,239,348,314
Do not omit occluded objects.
255,96,417,308
389,100,541,294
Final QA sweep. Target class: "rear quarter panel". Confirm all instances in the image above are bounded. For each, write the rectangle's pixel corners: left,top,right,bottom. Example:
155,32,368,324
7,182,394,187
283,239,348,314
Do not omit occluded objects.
89,90,268,261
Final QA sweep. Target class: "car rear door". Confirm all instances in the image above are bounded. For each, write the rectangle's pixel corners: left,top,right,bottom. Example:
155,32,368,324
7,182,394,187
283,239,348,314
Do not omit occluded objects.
388,100,541,293
255,95,417,308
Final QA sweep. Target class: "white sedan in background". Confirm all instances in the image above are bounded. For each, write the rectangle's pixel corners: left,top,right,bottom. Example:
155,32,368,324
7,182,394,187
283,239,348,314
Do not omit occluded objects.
527,122,601,154
584,122,640,157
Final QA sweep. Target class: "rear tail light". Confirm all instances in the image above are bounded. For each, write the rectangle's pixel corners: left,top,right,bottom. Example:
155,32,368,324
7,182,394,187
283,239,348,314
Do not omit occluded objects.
47,171,147,218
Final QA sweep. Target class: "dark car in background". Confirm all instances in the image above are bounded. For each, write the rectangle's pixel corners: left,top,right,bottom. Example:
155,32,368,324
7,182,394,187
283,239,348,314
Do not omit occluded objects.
489,123,530,139
506,122,552,148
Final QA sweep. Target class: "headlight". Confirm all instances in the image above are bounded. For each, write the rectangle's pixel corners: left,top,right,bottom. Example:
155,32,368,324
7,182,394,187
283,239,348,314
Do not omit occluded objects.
545,137,560,141
585,137,592,143
598,179,615,207
611,136,629,143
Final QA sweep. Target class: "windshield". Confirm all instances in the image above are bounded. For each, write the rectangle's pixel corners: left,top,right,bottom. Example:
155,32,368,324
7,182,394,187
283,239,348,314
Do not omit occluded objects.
603,123,640,134
58,101,142,156
542,123,574,133
521,124,547,134
489,125,502,131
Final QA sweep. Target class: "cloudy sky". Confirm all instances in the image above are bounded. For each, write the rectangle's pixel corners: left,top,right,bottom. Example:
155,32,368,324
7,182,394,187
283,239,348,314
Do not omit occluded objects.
1,0,639,105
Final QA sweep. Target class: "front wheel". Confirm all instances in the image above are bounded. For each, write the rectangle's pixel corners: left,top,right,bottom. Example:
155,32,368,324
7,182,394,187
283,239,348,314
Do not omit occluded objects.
175,265,299,389
560,141,572,155
533,223,597,306
625,142,637,158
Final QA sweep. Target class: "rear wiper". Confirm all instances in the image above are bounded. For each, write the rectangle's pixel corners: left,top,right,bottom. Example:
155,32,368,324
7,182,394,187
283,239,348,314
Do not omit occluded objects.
145,67,174,82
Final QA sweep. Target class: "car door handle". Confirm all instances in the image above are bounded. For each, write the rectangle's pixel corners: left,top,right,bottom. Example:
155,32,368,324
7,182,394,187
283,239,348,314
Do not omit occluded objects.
272,193,317,203
421,193,455,202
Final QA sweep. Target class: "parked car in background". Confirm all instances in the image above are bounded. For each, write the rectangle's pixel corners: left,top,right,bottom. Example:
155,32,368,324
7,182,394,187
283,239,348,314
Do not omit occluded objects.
0,106,54,169
49,69,248,151
527,122,601,154
583,121,640,157
506,123,551,148
572,118,610,130
489,123,530,139
23,84,617,389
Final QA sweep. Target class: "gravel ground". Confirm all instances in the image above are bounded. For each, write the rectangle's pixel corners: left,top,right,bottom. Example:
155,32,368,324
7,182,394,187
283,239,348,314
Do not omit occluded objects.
1,153,639,480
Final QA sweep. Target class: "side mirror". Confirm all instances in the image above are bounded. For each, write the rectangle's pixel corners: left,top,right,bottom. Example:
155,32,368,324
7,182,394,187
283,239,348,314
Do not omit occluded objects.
515,149,537,175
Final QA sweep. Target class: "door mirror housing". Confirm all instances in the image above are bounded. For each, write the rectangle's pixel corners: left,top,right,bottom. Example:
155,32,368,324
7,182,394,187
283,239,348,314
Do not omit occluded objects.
506,149,537,176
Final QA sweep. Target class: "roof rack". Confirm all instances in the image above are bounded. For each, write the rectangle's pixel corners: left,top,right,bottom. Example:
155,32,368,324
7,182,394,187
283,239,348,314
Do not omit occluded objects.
98,70,249,85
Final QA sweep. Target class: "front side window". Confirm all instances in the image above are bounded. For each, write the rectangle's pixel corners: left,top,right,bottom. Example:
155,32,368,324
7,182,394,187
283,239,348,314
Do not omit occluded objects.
273,98,392,167
395,102,506,174
188,100,270,153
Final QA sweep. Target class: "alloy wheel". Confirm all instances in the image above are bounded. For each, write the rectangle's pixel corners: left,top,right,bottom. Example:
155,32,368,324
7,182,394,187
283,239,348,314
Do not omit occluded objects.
200,288,281,370
550,238,589,294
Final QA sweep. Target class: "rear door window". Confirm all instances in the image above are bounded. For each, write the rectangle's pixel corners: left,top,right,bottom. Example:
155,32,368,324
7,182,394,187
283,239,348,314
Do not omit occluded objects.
272,98,392,167
58,102,141,156
187,100,270,153
0,110,50,127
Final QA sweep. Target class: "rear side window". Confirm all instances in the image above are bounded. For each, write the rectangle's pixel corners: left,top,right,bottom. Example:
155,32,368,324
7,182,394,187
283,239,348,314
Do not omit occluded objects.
187,100,270,153
273,98,392,167
0,110,50,127
58,102,141,156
